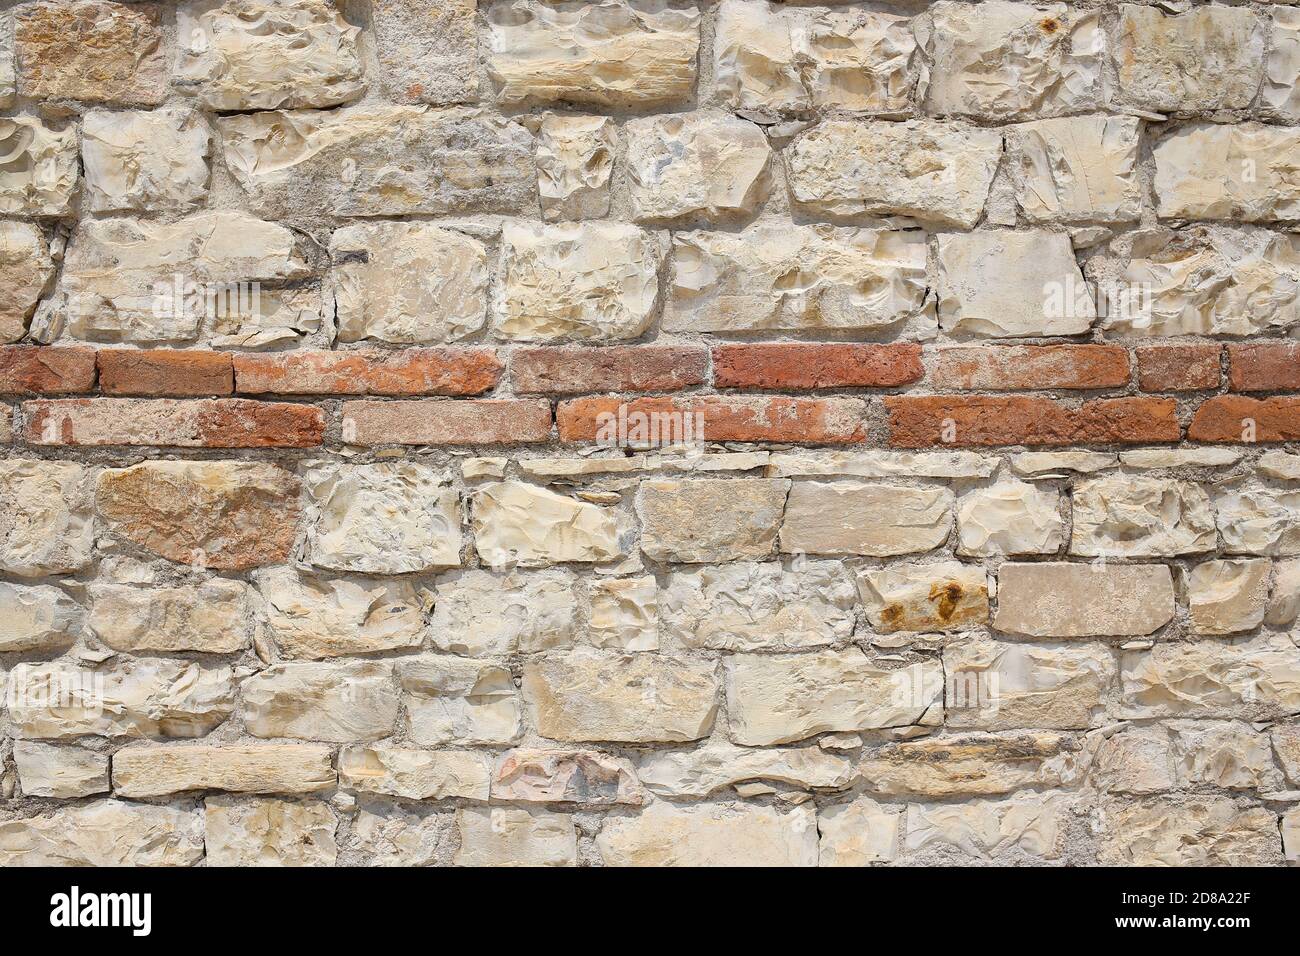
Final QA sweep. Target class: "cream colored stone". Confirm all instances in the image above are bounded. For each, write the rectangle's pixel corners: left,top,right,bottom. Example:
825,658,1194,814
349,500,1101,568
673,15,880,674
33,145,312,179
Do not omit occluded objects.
1265,7,1300,120
206,796,337,867
957,481,1064,556
661,561,855,651
1284,808,1300,863
523,651,717,744
726,650,941,746
587,575,657,651
860,731,1082,797
113,743,335,797
1154,124,1300,222
1070,474,1217,558
937,230,1094,337
1120,448,1243,469
904,793,1071,862
1168,721,1281,791
89,580,250,654
780,482,952,557
859,561,988,633
0,115,78,217
626,111,770,221
82,108,210,213
1011,451,1116,476
304,462,462,574
331,222,488,345
492,749,643,805
0,13,13,108
0,800,203,866
398,657,522,746
258,568,425,660
0,582,83,653
494,222,660,341
788,119,1001,228
371,0,476,105
639,478,788,563
455,806,576,867
1099,797,1281,866
1118,635,1300,720
7,659,234,740
1260,450,1300,482
1216,487,1300,555
1268,559,1300,627
535,114,615,221
1009,115,1142,223
636,739,852,798
597,802,817,867
0,221,54,343
13,742,108,799
486,0,699,108
818,797,901,865
768,450,996,480
348,806,443,867
1091,725,1175,795
338,745,490,801
1189,559,1271,635
994,563,1176,638
241,661,399,742
1115,4,1264,112
432,569,575,656
1272,724,1300,785
665,225,928,332
473,481,628,567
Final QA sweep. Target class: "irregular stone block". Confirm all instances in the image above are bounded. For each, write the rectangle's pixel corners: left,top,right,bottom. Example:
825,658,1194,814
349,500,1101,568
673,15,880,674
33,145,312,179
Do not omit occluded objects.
957,480,1064,556
241,661,399,742
1098,797,1281,866
819,797,902,865
473,481,628,567
1265,7,1300,120
535,114,615,220
859,731,1082,797
767,450,997,480
636,739,851,798
398,657,522,746
1215,487,1300,555
348,806,443,867
0,582,83,653
1167,721,1281,791
0,13,13,107
1008,115,1142,223
89,580,251,654
1090,725,1175,795
432,569,575,656
258,568,425,660
596,802,817,867
205,796,337,867
1268,559,1300,628
994,563,1175,637
587,575,657,651
492,749,642,804
903,793,1073,863
1272,723,1300,786
859,561,988,633
0,115,78,217
1118,635,1300,720
0,800,203,866
13,742,108,799
113,743,336,797
1154,124,1300,222
371,0,477,105
1070,474,1217,558
780,482,951,557
638,478,789,563
1188,558,1271,635
338,745,490,801
0,221,55,343
0,460,93,577
454,806,577,867
82,108,211,213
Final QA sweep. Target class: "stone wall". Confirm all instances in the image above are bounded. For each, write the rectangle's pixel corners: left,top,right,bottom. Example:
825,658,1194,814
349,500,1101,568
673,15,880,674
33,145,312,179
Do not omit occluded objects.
0,0,1298,866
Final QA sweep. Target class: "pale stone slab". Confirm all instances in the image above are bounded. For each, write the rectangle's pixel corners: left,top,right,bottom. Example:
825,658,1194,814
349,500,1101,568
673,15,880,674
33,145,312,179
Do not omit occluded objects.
492,749,643,805
349,806,443,867
1070,475,1217,558
535,114,615,220
205,796,337,867
1154,124,1300,221
1268,559,1300,627
371,0,477,105
473,482,629,567
338,746,490,801
1011,451,1116,476
1118,635,1300,720
0,582,83,653
432,569,575,656
587,575,657,651
82,107,210,213
1167,721,1281,791
819,797,902,865
767,450,995,480
398,657,522,746
1120,448,1243,469
780,482,951,557
89,580,251,654
241,661,399,742
13,742,108,799
859,561,988,633
639,478,789,563
635,739,852,797
113,743,335,797
1091,725,1175,795
1009,115,1142,223
1260,450,1300,481
1216,487,1300,555
957,480,1064,556
455,806,577,867
1098,797,1281,866
596,803,818,867
1272,723,1300,786
0,115,79,216
1265,7,1300,120
1188,558,1271,635
257,568,425,660
0,221,55,343
903,793,1072,862
0,800,203,866
859,731,1082,797
994,563,1175,637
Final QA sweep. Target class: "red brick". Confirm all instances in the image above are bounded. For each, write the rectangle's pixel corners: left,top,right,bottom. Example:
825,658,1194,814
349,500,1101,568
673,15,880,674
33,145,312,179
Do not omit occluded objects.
1137,344,1222,392
931,345,1129,391
23,399,324,447
235,348,502,396
1188,395,1300,442
884,396,1180,447
98,349,234,396
556,396,868,445
1228,343,1300,391
512,345,708,395
712,343,922,390
0,346,96,395
341,399,552,445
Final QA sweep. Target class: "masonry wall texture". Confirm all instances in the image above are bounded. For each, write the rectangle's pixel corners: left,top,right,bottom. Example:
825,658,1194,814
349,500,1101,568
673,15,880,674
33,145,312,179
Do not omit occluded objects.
0,0,1298,867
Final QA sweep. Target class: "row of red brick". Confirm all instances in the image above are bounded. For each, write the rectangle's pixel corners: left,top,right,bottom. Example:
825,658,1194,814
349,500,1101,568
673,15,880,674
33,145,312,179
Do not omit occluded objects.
1,342,1297,398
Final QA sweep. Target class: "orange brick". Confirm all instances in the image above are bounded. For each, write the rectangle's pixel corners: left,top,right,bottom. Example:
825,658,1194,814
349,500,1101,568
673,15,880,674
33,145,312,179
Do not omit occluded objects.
884,396,1180,447
1136,344,1222,392
98,349,234,396
931,345,1129,390
0,346,97,395
713,343,923,390
341,399,552,445
1188,395,1300,442
556,396,868,445
1228,343,1300,391
234,348,502,396
511,345,708,395
23,399,324,447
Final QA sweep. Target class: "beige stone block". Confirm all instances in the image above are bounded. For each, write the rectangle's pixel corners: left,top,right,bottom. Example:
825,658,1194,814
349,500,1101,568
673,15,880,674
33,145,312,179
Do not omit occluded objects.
113,743,336,798
859,731,1083,797
338,746,490,801
994,563,1175,637
780,481,951,557
492,749,643,805
89,580,251,654
205,796,337,867
1188,558,1271,635
12,743,108,799
241,661,398,743
596,802,817,867
473,481,629,567
0,800,202,866
454,806,577,867
1099,797,1281,866
636,739,852,798
639,478,789,563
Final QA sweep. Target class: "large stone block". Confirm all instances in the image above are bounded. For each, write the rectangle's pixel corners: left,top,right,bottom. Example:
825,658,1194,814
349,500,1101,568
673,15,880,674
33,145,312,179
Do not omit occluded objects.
113,743,336,798
431,569,575,656
1070,474,1217,558
82,108,212,213
472,481,629,567
780,482,951,557
1098,797,1281,866
1154,124,1300,222
205,796,337,867
994,563,1175,637
241,662,399,742
1008,115,1142,223
859,561,988,633
637,478,789,564
0,460,94,577
398,657,522,746
859,731,1083,797
1118,636,1300,720
596,803,818,867
0,221,55,343
0,800,203,866
257,568,426,660
0,581,82,653
535,114,615,221
89,580,251,654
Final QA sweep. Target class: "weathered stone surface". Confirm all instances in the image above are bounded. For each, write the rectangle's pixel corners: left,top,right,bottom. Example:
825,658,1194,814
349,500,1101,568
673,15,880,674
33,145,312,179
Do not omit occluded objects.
860,731,1082,797
523,651,717,743
398,657,522,746
348,806,443,867
937,231,1093,337
903,793,1073,862
957,481,1064,556
7,658,234,739
1268,559,1300,628
860,561,987,634
454,806,577,867
1273,724,1300,786
639,478,789,564
1008,115,1142,223
339,746,490,801
258,568,425,660
0,116,78,217
1284,809,1300,864
13,742,108,799
81,108,211,213
1011,451,1116,476
304,463,461,574
780,482,951,557
486,0,699,108
944,639,1115,731
1091,725,1175,795
89,580,251,654
1154,124,1300,222
587,575,657,651
1070,474,1217,558
492,749,642,804
1118,635,1300,720
665,225,928,333
1120,447,1241,469
1167,721,1281,791
1188,559,1271,635
176,0,365,111
432,569,575,656
14,1,168,105
219,105,535,218
0,221,54,343
473,481,628,567
1265,7,1300,120
113,743,335,797
0,460,93,577
205,796,337,867
714,0,917,114
636,739,851,798
625,112,770,221
1115,4,1264,113
1260,450,1300,482
0,582,83,653
241,662,398,742
0,12,13,108
768,450,997,480
819,797,901,865
788,120,1001,228
597,802,817,867
494,222,660,341
726,650,941,746
97,460,301,571
331,222,488,345
535,114,615,221
371,0,476,105
995,563,1176,638
1215,487,1300,556
1098,797,1281,866
0,800,202,866
661,561,855,651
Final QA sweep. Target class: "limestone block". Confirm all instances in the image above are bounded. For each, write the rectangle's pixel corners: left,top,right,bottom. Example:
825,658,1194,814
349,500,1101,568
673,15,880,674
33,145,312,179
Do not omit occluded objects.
257,568,426,660
454,806,577,867
205,796,337,867
596,802,817,867
0,460,94,577
636,739,852,798
1118,635,1300,720
89,580,252,653
587,575,658,651
13,743,108,799
431,569,576,656
1154,124,1300,222
1070,474,1217,558
780,482,951,557
0,115,78,217
241,661,399,742
0,582,83,653
957,480,1064,555
0,221,55,343
1098,797,1281,866
113,743,336,797
859,561,988,633
338,746,490,801
1008,115,1142,223
859,731,1083,797
398,657,522,746
473,481,629,566
1188,558,1271,635
492,749,642,804
0,800,202,866
994,563,1175,637
535,114,615,221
